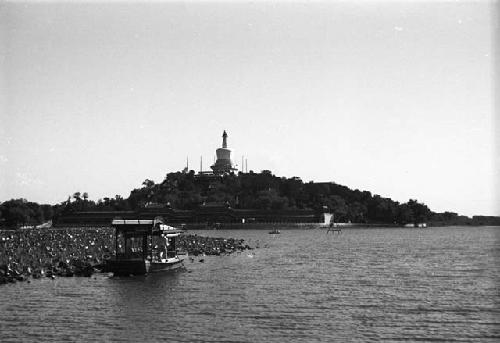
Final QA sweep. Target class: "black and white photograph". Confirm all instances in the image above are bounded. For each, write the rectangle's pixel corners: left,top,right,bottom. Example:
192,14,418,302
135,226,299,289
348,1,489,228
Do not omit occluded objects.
0,0,499,342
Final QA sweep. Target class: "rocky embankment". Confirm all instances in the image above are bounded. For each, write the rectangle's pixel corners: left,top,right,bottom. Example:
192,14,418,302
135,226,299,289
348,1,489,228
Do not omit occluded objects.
0,228,252,285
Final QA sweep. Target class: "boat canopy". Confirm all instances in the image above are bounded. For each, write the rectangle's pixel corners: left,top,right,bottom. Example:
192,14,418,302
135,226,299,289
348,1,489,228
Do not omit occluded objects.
111,218,184,235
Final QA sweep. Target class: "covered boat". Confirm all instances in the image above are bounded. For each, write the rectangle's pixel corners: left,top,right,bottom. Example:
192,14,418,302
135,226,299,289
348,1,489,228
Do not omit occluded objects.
107,217,185,276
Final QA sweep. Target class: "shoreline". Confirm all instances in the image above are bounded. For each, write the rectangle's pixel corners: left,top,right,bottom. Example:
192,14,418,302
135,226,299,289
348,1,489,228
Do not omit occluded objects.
4,222,499,231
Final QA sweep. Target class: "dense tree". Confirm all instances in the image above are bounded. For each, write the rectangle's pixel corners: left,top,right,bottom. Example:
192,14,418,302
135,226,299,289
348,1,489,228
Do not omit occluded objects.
406,199,431,224
348,202,367,223
326,195,348,221
397,203,414,224
73,192,81,202
0,199,52,228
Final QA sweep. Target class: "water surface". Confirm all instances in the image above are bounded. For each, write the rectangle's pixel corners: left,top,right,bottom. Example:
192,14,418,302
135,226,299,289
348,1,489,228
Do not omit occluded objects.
1,226,499,342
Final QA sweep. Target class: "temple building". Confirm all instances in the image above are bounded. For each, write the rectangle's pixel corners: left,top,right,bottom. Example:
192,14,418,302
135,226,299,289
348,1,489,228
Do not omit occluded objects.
211,130,237,175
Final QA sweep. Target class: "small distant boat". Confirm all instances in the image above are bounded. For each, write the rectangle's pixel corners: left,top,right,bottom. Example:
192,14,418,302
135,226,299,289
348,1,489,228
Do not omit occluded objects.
268,228,280,234
106,217,185,276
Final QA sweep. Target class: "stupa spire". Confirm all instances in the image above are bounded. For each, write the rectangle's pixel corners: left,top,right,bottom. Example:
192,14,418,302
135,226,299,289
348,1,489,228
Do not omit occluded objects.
222,130,228,148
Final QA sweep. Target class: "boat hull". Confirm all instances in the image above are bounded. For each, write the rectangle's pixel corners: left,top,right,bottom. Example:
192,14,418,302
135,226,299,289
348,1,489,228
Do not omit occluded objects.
107,258,184,276
146,259,184,273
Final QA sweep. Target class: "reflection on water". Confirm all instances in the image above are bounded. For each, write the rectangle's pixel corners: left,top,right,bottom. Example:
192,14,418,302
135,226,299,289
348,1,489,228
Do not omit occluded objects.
1,226,499,342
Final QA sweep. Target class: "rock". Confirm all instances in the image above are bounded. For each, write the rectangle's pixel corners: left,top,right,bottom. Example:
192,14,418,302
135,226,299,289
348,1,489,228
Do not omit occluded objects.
0,227,253,286
16,275,27,282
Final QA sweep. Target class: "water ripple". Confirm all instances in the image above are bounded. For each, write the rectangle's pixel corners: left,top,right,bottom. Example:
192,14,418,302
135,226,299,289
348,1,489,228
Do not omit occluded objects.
1,226,499,342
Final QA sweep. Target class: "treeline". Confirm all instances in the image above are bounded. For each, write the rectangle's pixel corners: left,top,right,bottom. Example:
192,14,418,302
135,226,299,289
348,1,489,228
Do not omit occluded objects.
0,194,131,229
2,170,494,228
0,199,54,228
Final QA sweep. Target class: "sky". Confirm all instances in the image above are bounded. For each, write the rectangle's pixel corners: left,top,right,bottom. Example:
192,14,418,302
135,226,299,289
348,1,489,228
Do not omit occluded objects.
0,0,498,217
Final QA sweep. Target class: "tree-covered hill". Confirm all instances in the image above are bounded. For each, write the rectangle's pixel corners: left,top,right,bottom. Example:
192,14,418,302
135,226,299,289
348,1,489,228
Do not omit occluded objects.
126,170,434,224
2,170,496,228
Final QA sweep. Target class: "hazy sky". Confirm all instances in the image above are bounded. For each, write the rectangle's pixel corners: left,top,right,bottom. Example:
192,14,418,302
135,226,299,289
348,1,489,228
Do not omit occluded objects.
0,0,498,216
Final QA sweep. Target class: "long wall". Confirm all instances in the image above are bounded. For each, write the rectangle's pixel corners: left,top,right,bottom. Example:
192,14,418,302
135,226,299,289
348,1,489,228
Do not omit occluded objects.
54,208,324,227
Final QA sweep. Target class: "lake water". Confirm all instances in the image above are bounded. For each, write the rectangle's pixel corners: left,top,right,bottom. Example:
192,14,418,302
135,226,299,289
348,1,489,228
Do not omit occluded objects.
1,226,499,342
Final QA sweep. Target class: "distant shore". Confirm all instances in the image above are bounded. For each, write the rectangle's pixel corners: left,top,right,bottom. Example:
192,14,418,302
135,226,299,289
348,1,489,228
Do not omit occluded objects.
50,221,500,230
